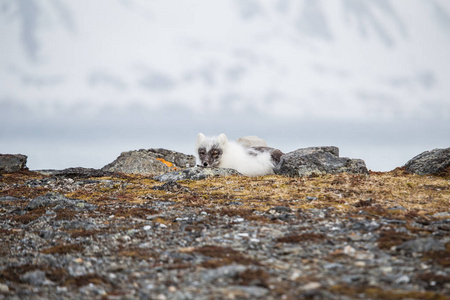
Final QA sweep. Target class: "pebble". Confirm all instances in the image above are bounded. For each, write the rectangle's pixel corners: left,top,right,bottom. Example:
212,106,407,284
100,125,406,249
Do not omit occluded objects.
397,237,445,253
433,212,450,218
395,275,410,284
388,205,407,211
2,172,450,299
354,261,366,267
20,270,47,286
232,285,269,297
269,206,292,213
0,283,9,292
300,282,321,291
324,263,343,270
202,265,247,283
343,245,356,256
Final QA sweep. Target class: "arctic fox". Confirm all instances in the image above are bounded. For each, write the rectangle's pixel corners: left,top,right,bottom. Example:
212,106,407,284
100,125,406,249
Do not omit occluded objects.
195,133,283,176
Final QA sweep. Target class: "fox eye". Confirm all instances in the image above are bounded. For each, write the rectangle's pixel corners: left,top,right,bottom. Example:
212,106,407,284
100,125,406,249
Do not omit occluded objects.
211,150,220,158
198,149,206,156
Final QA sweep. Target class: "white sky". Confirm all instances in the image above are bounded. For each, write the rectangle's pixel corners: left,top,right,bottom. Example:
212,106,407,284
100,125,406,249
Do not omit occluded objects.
1,0,449,171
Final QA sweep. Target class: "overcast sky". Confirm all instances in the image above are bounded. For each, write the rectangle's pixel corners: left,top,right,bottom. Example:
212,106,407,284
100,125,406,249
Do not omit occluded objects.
1,0,449,171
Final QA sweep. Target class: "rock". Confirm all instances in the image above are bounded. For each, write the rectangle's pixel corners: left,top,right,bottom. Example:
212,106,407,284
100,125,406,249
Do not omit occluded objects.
0,154,27,173
102,148,196,175
37,167,111,178
274,146,368,177
152,181,189,192
20,270,47,286
202,265,247,282
395,275,410,284
229,286,269,297
397,237,446,253
351,220,380,232
26,192,96,211
0,283,9,292
0,196,22,201
300,282,321,291
154,166,241,182
433,212,450,219
268,206,292,213
404,148,450,176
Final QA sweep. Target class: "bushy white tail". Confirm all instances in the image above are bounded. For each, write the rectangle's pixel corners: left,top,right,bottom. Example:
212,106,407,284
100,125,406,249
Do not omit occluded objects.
219,140,274,176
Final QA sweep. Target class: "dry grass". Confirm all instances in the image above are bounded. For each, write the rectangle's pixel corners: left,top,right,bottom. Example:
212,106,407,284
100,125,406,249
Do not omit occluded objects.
2,170,449,220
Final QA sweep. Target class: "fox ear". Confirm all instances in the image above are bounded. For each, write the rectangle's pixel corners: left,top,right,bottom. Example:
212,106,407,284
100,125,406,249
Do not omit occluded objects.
217,133,228,146
196,133,206,148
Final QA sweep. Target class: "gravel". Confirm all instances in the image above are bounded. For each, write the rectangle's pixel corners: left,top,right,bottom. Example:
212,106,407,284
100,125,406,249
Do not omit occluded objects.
0,172,449,299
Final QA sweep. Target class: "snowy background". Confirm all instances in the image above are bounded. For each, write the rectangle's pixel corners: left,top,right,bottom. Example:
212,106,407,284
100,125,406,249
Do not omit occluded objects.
1,0,449,171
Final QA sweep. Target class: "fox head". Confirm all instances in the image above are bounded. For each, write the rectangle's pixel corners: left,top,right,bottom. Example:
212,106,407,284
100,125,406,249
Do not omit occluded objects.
196,133,227,167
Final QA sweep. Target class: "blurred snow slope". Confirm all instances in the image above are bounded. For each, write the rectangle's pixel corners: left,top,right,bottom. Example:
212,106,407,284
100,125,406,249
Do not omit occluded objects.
1,0,449,170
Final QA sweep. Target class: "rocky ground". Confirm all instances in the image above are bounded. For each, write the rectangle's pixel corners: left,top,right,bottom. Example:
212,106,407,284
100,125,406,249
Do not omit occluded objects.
0,169,449,300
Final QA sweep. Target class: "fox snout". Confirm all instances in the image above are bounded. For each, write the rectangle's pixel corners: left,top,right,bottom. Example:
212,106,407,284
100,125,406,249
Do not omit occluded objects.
202,162,209,167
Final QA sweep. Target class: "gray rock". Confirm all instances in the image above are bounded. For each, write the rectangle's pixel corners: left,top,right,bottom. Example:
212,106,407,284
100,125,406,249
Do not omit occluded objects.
102,148,196,175
229,285,269,297
154,166,241,182
269,206,292,213
397,237,446,253
20,270,47,286
37,167,111,178
274,146,368,177
0,196,22,201
404,148,450,176
433,212,450,218
202,265,247,282
26,192,96,211
351,220,380,232
0,154,27,173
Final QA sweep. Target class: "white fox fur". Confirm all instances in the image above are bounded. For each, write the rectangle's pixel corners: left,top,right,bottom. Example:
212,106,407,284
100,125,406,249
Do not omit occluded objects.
195,133,275,176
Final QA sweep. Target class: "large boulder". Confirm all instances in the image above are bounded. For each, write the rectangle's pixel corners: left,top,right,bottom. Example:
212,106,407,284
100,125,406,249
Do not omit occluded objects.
102,148,196,175
274,146,368,177
0,154,27,173
404,148,450,176
154,166,240,182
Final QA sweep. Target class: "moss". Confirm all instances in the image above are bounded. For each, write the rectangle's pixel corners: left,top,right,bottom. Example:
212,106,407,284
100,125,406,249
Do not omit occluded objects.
218,208,271,222
11,207,46,224
377,229,414,250
191,245,258,268
64,274,109,287
276,233,326,243
0,264,40,282
417,272,450,289
68,229,103,238
233,268,270,288
112,207,159,219
329,285,450,300
41,243,85,255
364,287,450,300
423,245,450,267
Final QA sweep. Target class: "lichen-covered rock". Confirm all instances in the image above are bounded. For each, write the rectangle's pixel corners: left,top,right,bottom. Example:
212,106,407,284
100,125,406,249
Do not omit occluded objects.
154,166,241,182
274,146,368,177
102,149,196,175
0,154,27,173
37,167,111,178
26,192,97,211
404,148,450,176
397,237,446,253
